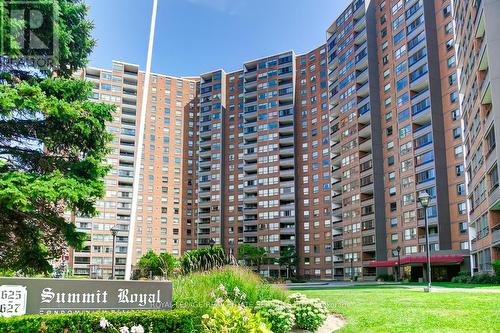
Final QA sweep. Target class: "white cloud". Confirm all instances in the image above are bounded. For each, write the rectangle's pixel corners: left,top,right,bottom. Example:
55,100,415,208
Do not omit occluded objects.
186,0,245,15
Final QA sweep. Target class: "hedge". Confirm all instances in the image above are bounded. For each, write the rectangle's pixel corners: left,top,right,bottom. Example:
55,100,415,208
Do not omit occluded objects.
0,309,193,333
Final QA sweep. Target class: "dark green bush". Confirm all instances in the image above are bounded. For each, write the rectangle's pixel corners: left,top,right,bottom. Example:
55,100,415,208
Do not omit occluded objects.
451,271,500,284
376,274,395,282
0,309,193,333
493,260,500,278
451,271,471,283
470,272,498,284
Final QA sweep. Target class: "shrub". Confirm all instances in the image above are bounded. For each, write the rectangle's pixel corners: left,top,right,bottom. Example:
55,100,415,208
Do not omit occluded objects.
201,300,271,333
287,292,307,304
451,271,500,284
255,300,295,333
493,260,500,278
470,272,498,284
376,274,395,282
0,310,193,333
451,271,471,284
292,298,328,332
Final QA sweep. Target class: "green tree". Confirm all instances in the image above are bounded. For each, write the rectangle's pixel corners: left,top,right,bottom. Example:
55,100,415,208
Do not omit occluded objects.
0,0,113,274
158,252,177,278
278,246,297,279
136,250,161,278
136,251,177,279
1,0,96,78
238,244,268,272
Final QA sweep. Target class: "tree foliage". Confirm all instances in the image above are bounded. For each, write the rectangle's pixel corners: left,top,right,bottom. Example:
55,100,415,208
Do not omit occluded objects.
136,250,177,278
1,0,96,78
278,246,297,278
0,1,113,274
238,244,268,272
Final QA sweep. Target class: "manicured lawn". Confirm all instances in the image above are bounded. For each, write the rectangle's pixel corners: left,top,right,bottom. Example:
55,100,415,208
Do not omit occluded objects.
401,282,500,289
299,286,500,332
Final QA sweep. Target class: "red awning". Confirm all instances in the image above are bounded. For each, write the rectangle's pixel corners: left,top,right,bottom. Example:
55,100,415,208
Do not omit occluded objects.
368,254,465,267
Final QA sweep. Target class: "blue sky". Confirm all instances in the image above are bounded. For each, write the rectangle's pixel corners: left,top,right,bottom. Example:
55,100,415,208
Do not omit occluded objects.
86,0,351,76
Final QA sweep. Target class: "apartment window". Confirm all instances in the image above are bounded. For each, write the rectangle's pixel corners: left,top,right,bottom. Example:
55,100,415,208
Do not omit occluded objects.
457,183,465,196
486,126,496,153
459,222,468,234
448,73,457,86
451,109,461,121
447,55,456,68
489,165,499,191
398,109,410,123
458,203,467,215
390,202,397,212
388,171,396,181
416,169,435,184
391,233,398,242
389,187,396,196
454,145,463,158
445,22,453,34
450,91,458,103
390,217,397,227
460,241,469,250
456,164,464,176
453,127,461,139
445,39,454,51
443,5,451,18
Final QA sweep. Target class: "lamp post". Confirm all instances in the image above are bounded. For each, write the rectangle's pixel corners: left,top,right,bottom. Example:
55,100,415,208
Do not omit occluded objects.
395,246,401,282
418,192,431,292
350,258,354,281
110,226,120,280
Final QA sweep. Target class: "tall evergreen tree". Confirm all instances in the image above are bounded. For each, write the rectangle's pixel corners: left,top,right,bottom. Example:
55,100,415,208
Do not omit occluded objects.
0,0,114,274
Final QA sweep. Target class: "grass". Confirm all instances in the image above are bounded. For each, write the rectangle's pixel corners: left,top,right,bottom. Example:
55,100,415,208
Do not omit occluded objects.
172,266,287,328
298,285,500,332
401,282,500,289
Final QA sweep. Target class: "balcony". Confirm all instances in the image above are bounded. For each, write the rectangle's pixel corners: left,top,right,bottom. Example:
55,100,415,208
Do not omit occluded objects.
418,233,439,244
280,157,294,167
481,71,491,105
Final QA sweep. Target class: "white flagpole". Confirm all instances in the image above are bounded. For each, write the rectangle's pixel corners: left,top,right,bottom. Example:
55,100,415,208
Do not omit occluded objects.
125,0,158,280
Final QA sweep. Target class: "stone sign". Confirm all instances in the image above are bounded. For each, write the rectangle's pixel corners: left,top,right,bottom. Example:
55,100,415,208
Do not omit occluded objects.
0,278,172,317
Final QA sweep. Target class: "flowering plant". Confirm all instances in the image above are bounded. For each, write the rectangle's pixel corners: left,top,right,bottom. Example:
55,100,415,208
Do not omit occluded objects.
255,300,295,333
209,283,247,307
287,292,307,304
202,299,271,333
291,297,328,332
99,317,151,333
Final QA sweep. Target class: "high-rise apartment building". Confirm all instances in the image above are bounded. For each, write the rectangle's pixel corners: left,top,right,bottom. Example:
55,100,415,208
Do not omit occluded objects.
454,0,500,273
68,0,479,281
327,0,469,281
69,62,198,279
241,51,298,277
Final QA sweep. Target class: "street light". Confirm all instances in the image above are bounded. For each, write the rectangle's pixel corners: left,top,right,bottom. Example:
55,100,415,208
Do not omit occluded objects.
394,246,401,282
350,258,354,282
110,226,120,280
418,191,431,292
